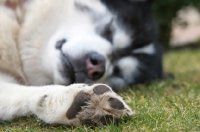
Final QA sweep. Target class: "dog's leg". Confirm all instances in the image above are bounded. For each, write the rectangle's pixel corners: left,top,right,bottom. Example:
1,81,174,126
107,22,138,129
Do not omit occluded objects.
0,81,32,120
0,82,133,126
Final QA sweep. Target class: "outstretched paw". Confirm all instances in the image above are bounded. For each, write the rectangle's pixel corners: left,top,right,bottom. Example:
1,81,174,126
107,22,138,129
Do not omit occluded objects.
66,84,134,126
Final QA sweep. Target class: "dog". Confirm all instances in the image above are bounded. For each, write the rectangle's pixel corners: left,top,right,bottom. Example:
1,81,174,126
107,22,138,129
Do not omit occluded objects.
0,0,162,126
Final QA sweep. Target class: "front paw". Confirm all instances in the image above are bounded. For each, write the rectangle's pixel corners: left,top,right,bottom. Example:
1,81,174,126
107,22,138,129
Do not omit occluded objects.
31,84,133,126
66,84,134,126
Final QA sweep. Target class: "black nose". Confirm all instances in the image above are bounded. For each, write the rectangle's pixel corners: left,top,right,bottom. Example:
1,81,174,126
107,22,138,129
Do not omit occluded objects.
86,53,105,80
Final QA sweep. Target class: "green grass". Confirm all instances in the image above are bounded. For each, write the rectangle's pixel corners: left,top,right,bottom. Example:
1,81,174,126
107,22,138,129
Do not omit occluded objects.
1,49,200,132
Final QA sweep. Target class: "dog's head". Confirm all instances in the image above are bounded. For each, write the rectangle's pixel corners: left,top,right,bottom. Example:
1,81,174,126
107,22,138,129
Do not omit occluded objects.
47,0,134,87
20,0,160,90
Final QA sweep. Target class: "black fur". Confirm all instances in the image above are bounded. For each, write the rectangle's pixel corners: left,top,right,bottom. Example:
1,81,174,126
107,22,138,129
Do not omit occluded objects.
101,0,163,87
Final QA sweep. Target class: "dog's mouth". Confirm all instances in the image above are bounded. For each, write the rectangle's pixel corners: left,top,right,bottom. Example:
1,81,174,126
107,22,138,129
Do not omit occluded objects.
60,52,106,84
56,39,76,84
60,52,76,84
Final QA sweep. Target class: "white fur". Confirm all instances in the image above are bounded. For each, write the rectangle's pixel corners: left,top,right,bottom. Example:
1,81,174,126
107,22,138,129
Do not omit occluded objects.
132,43,155,54
75,0,107,14
0,0,133,126
113,32,131,49
102,57,139,89
0,72,19,84
0,81,133,125
113,27,132,49
18,0,116,86
117,57,138,82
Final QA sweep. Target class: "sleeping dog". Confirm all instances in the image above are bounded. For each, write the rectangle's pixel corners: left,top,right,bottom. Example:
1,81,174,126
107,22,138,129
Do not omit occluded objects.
0,0,162,126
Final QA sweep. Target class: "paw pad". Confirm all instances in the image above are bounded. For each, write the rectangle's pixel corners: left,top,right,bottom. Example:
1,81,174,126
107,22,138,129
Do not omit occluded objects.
108,98,125,110
66,91,90,119
65,84,133,126
93,85,111,95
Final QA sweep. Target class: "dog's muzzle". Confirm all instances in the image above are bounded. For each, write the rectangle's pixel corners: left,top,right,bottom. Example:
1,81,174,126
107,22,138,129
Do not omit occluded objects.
56,39,106,84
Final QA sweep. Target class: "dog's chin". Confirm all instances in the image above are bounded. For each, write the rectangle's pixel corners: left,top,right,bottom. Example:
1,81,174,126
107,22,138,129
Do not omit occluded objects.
57,68,94,85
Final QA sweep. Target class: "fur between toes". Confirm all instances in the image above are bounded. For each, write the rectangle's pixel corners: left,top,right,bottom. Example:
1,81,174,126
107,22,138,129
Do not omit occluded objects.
76,92,129,126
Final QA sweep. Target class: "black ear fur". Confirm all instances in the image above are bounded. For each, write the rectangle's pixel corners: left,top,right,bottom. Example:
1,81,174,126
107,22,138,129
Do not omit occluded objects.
130,0,154,4
148,0,154,3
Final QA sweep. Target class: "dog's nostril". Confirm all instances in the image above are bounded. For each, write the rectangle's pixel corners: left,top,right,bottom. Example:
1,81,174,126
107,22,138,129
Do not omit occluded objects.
93,72,101,79
90,58,98,65
55,39,67,50
89,53,105,66
86,52,106,80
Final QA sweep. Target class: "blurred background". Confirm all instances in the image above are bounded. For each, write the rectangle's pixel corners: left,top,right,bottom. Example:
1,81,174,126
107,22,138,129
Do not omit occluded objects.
153,0,200,50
